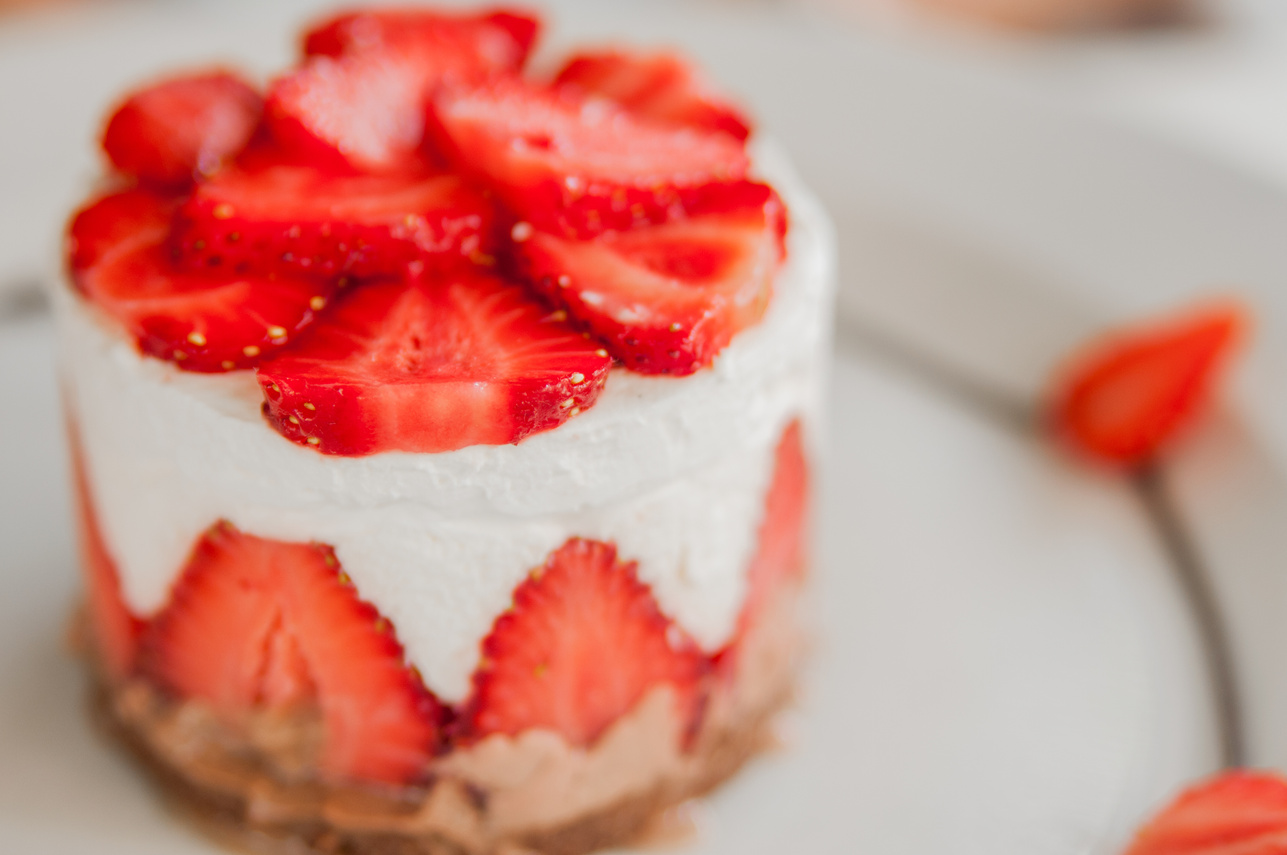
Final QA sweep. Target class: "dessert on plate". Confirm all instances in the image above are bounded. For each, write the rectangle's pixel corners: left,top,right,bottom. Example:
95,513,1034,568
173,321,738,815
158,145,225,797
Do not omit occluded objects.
57,6,835,853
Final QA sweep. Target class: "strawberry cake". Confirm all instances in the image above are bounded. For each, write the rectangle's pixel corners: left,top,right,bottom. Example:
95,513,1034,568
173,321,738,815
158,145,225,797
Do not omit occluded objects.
56,7,835,854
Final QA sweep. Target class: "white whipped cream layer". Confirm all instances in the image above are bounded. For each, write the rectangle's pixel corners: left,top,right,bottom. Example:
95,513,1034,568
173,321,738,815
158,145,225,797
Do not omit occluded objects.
56,141,837,702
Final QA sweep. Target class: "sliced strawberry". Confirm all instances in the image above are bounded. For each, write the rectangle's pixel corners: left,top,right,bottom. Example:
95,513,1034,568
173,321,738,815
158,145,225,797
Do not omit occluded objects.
302,7,540,73
256,272,612,455
264,51,431,173
174,159,495,279
101,70,262,188
554,50,751,142
269,8,539,173
1050,303,1247,466
140,521,440,784
428,79,754,237
468,538,707,747
69,432,143,681
1122,770,1287,855
741,419,809,628
517,191,784,374
67,189,335,372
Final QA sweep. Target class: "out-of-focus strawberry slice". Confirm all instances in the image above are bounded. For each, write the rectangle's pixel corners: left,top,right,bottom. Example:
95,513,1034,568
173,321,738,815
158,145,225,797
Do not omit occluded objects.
554,50,751,141
517,191,784,374
174,159,495,279
69,433,143,681
302,7,540,72
428,79,753,237
140,521,441,784
1122,770,1287,855
268,9,541,173
265,51,431,173
256,272,612,455
1049,302,1247,466
67,189,334,372
467,538,708,747
101,70,262,188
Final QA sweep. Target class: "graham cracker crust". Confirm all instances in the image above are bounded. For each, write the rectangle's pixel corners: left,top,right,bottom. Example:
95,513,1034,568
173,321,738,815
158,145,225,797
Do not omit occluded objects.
78,583,806,855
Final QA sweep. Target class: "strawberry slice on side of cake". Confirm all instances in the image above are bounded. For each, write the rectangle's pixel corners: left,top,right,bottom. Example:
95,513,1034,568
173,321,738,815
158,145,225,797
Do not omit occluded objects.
140,521,441,784
467,538,708,747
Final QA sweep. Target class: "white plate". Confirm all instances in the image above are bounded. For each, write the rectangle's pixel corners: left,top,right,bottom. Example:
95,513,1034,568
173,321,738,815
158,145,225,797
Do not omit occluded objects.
7,0,1282,852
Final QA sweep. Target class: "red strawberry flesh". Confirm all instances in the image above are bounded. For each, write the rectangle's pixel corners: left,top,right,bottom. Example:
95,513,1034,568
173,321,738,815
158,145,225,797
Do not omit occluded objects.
302,7,540,72
1123,770,1287,855
174,159,495,279
70,433,143,680
270,8,540,173
739,419,808,635
68,189,335,373
554,50,752,142
102,70,262,188
1050,303,1247,466
518,192,784,374
140,521,440,784
256,272,612,455
429,79,753,237
468,538,707,746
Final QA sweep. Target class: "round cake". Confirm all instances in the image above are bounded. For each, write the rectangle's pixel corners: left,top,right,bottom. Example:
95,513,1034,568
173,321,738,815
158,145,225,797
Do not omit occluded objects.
56,8,836,854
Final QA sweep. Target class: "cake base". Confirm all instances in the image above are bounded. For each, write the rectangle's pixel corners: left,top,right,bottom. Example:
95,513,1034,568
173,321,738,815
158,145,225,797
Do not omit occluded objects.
77,581,806,855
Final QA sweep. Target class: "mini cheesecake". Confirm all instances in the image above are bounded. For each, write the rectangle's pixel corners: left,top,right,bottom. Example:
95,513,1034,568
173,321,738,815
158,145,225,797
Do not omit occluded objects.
57,8,836,854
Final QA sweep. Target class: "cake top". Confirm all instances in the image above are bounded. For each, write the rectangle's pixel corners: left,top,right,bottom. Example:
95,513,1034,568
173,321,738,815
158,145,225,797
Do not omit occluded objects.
65,6,787,457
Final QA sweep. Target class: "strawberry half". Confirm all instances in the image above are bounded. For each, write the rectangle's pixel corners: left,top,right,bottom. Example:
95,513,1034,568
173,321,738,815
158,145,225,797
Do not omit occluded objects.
268,9,540,173
517,191,784,374
554,50,751,142
174,158,495,279
467,538,707,747
256,271,612,455
1122,770,1287,855
67,189,335,372
1050,302,1247,466
428,78,754,237
101,70,262,188
70,433,143,681
302,7,540,72
140,521,441,785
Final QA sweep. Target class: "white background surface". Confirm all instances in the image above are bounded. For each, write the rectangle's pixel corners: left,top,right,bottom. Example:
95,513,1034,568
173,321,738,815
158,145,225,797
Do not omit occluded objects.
5,0,1287,851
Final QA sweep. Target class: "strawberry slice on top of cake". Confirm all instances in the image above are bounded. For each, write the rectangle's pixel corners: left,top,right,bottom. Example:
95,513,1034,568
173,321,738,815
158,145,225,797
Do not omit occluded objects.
56,6,835,855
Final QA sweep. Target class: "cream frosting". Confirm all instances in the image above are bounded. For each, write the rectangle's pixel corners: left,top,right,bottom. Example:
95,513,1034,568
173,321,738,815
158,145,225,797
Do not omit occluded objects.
55,140,836,703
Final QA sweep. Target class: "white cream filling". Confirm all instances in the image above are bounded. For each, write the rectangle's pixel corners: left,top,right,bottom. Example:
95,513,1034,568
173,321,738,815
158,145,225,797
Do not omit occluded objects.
56,141,837,703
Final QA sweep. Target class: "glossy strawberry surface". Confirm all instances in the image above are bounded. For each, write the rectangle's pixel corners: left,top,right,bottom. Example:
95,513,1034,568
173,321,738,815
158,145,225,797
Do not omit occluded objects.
69,189,333,372
175,156,495,279
256,272,612,454
101,70,262,188
1050,303,1246,466
518,190,784,374
429,78,753,237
